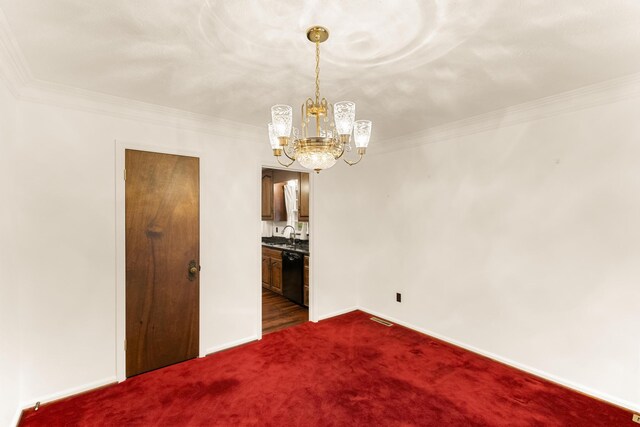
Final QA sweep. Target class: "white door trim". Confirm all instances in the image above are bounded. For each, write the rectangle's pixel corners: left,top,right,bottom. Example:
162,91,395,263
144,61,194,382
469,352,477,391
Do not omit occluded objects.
114,139,203,382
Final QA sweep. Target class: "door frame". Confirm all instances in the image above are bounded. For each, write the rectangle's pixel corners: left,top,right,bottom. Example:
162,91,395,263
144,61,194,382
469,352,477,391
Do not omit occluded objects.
115,140,203,382
257,164,317,340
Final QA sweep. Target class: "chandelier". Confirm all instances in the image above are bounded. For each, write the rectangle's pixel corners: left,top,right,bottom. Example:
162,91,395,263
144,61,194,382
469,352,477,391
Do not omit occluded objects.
268,26,372,173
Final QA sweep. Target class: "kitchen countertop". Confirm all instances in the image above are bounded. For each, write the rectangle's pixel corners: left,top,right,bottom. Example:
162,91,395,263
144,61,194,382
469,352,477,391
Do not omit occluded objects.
262,237,309,255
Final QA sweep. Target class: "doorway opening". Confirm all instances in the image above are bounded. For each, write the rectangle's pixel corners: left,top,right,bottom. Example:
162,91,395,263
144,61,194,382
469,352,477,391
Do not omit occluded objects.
261,168,310,334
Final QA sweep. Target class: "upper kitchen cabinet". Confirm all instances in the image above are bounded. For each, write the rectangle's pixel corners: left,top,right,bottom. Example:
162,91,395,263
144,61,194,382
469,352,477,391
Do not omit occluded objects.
262,168,310,223
272,169,300,222
273,182,287,222
299,173,309,222
261,169,274,220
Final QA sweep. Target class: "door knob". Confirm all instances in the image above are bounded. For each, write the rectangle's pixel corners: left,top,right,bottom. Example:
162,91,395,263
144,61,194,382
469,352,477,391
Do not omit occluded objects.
188,260,199,281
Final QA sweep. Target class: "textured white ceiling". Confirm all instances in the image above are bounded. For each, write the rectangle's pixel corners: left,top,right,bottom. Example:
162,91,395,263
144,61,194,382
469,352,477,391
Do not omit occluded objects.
2,0,640,140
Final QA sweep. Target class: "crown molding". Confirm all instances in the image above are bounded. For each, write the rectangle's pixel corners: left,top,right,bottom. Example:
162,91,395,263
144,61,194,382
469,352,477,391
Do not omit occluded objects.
24,70,639,149
0,8,32,97
3,6,640,149
370,72,640,156
0,7,264,142
19,79,265,142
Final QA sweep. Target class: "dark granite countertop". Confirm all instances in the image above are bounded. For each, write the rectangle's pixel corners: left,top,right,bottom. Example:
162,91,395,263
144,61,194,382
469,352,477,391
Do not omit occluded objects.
262,236,310,255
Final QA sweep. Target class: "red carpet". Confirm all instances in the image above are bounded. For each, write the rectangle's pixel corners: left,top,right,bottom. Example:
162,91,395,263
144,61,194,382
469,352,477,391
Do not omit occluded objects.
21,311,631,426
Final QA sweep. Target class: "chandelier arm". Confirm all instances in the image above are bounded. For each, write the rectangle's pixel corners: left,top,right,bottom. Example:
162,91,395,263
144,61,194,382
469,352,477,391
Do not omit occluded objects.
276,155,295,168
282,145,296,161
344,153,364,166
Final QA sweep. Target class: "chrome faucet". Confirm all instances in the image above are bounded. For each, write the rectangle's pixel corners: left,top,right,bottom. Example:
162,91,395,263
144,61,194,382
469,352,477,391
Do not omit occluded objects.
282,225,296,246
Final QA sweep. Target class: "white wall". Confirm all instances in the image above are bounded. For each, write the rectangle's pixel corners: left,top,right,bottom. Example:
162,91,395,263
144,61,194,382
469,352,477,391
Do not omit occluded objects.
312,167,361,319
347,94,640,409
0,73,21,427
4,57,637,422
1,87,359,410
8,90,263,405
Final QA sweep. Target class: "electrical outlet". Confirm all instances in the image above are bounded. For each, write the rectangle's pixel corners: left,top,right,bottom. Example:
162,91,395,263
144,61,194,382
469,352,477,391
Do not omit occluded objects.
632,414,640,424
396,293,401,303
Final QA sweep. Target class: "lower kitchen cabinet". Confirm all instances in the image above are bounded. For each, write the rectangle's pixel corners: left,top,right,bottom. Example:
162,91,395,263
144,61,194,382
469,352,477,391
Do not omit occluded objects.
271,257,282,294
262,246,283,295
261,253,270,288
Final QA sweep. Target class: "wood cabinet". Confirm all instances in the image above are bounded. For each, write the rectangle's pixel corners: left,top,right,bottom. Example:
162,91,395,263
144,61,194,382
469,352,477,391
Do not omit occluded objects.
261,170,273,220
262,246,282,295
271,257,282,294
273,182,287,222
303,255,309,307
299,173,309,222
261,253,271,288
264,168,310,224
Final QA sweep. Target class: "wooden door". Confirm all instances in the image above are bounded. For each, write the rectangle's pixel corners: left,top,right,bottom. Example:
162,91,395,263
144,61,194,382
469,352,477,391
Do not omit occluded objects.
261,170,274,220
125,149,199,377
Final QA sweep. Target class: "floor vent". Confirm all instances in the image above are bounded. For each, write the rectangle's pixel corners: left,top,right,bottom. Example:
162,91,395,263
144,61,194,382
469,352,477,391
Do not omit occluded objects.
370,317,393,327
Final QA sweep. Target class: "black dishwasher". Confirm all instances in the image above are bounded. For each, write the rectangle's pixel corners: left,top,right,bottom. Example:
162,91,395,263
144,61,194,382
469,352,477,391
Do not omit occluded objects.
282,251,304,306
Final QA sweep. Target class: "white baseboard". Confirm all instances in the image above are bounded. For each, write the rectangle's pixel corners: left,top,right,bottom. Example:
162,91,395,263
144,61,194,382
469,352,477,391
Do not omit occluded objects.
204,335,258,356
316,306,359,321
13,311,638,422
359,306,640,413
16,336,258,420
20,376,117,412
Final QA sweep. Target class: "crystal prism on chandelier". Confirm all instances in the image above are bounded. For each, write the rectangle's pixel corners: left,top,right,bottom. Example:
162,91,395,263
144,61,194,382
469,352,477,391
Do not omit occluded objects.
268,26,372,173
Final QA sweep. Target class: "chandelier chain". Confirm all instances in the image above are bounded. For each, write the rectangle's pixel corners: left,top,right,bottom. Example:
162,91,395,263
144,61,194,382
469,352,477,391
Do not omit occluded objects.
315,40,320,105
